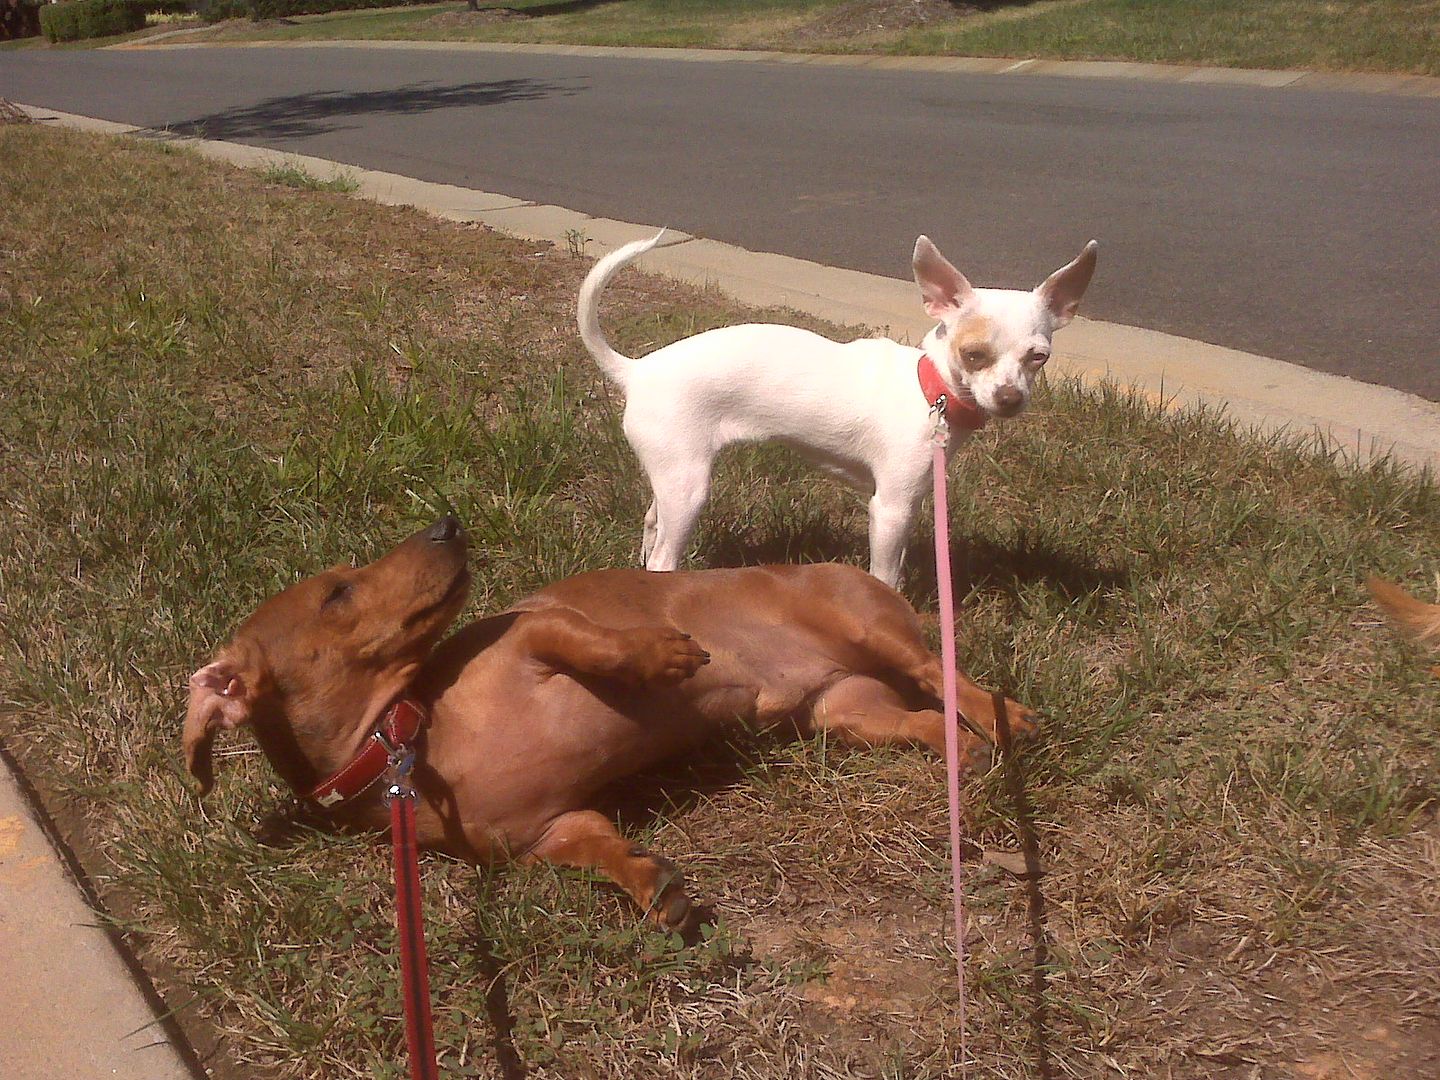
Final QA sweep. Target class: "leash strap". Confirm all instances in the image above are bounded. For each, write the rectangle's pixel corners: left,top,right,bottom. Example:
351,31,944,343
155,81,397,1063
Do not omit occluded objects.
930,406,970,1077
388,764,440,1080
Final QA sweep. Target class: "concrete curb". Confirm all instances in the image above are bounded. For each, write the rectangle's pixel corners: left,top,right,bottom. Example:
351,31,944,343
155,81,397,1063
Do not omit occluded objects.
0,746,199,1080
17,101,1440,471
116,37,1440,99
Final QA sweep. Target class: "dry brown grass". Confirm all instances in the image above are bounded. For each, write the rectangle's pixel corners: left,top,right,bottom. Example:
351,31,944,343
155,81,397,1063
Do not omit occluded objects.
2,123,1438,1079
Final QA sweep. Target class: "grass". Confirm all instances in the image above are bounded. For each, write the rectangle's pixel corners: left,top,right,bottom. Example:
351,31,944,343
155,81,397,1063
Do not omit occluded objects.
257,160,361,191
178,0,1440,77
2,123,1439,1079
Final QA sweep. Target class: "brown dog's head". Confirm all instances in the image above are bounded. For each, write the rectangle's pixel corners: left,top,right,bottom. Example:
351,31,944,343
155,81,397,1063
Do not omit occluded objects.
184,516,471,795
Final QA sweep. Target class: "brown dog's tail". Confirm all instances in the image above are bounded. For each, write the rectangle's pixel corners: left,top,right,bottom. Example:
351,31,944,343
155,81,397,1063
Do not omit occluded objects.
1367,575,1440,651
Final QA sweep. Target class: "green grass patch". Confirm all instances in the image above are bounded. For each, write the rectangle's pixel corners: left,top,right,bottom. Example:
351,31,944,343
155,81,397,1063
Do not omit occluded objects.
2,123,1438,1078
256,159,361,191
186,0,1440,77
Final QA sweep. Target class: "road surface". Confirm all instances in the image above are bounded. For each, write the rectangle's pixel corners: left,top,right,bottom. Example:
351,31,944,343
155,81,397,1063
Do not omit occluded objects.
3,44,1437,398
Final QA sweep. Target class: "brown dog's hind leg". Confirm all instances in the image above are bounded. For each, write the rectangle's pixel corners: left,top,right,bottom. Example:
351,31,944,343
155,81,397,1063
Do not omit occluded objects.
797,567,951,699
516,606,710,686
807,676,994,772
951,675,1039,747
524,810,697,933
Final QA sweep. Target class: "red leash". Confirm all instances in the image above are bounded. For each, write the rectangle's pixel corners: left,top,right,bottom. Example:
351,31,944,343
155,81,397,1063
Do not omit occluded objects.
302,699,441,1077
929,393,971,1078
386,746,441,1080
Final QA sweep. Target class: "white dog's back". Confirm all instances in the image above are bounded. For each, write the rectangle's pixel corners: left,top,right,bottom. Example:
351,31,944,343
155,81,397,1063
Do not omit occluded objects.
623,324,920,455
577,238,923,452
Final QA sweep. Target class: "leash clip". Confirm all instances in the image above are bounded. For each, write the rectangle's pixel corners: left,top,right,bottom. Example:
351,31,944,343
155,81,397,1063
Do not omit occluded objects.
931,394,950,448
376,729,418,802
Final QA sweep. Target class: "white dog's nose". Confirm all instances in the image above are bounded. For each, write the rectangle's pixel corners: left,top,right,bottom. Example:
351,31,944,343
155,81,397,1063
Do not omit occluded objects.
993,385,1024,414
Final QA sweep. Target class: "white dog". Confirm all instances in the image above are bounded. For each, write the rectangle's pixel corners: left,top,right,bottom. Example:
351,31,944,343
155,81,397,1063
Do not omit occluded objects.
578,232,1097,587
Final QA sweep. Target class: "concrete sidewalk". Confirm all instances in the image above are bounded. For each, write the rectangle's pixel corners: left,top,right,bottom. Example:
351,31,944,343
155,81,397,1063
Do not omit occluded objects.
19,101,1436,472
117,37,1440,100
0,752,198,1080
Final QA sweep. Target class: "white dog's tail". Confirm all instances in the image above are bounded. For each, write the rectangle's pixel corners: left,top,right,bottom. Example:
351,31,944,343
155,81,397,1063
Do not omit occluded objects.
577,229,665,385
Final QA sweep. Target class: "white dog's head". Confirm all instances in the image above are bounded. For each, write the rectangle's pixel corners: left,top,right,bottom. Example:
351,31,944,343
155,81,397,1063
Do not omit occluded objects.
913,236,1097,419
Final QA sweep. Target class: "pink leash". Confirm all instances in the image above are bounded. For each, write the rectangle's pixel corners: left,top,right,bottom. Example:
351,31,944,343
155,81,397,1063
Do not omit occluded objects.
930,407,969,1077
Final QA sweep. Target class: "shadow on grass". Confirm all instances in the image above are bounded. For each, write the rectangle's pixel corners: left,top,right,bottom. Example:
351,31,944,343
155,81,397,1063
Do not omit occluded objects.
704,519,1129,607
169,77,582,141
700,516,863,572
479,0,624,15
994,690,1055,1080
470,933,527,1080
904,527,1131,609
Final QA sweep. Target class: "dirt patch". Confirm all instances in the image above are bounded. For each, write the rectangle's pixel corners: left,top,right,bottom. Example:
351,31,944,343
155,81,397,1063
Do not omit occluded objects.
1295,1020,1440,1080
788,0,985,43
418,5,532,30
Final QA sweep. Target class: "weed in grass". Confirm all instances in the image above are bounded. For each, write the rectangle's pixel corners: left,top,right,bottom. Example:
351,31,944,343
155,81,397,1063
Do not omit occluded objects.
2,124,1439,1079
257,160,361,193
562,226,589,259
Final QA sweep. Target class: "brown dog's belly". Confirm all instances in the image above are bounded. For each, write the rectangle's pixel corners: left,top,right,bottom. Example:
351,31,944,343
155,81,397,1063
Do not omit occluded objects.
412,564,918,858
421,635,841,855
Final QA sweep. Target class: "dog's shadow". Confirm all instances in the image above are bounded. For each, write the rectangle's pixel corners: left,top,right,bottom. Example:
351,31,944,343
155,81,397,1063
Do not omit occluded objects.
699,516,861,570
702,521,1130,608
908,527,1131,604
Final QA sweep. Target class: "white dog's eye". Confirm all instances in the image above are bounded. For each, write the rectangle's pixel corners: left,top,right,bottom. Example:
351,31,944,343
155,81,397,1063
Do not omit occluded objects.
1026,351,1050,368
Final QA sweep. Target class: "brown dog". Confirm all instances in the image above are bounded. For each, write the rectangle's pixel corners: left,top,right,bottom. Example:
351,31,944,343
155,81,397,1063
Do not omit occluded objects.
184,517,1036,931
1367,575,1440,676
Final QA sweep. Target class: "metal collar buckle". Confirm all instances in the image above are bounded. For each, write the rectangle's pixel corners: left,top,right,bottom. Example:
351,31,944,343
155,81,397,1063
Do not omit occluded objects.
931,393,950,447
377,729,417,803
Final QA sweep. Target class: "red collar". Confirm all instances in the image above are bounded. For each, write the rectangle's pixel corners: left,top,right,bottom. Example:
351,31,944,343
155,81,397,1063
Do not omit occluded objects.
306,697,427,810
917,354,988,432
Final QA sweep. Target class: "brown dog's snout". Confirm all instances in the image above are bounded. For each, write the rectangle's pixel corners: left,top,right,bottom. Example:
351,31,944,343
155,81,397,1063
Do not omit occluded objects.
426,515,463,545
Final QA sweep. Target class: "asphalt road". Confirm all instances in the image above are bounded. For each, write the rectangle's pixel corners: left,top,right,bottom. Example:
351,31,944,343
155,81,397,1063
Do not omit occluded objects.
4,45,1438,399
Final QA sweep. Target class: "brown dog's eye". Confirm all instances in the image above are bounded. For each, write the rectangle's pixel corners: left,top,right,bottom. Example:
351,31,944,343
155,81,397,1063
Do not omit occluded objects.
322,582,352,609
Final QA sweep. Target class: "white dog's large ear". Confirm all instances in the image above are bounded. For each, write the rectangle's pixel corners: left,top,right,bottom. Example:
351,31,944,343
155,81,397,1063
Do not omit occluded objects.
913,236,975,319
1036,240,1098,329
183,652,258,796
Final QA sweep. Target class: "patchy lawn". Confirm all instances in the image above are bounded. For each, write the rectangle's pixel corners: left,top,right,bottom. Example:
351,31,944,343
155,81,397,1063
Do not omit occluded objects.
1,123,1438,1079
178,1,1440,76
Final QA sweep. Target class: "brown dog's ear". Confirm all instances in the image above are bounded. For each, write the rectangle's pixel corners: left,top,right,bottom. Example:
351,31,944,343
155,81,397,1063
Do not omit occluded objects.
913,235,976,320
1036,240,1098,329
184,653,256,796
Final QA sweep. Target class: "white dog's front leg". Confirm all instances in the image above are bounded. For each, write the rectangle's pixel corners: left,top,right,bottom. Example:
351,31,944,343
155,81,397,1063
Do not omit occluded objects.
646,469,712,573
867,488,922,589
641,500,659,565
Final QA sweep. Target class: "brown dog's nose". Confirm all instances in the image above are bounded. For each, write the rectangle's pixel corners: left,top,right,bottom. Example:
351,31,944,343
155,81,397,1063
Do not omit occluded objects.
427,515,462,543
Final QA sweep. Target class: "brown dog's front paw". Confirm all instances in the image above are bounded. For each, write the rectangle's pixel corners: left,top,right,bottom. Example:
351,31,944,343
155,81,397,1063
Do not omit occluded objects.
995,699,1039,746
621,627,710,685
644,853,699,935
963,739,995,776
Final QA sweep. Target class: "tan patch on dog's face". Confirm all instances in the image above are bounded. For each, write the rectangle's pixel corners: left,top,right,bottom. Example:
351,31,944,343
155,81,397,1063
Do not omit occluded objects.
949,314,997,373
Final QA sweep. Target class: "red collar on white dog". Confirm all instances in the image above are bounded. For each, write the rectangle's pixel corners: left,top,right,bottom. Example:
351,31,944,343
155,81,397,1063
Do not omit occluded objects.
917,354,988,432
306,697,427,810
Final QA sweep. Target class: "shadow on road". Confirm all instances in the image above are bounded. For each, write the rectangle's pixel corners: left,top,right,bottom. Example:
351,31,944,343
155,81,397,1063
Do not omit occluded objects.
169,77,581,140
